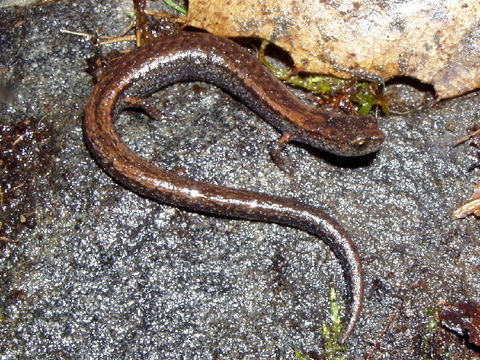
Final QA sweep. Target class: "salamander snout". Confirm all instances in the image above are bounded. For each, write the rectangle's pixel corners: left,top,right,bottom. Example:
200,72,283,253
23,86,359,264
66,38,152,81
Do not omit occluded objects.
339,114,385,156
302,111,385,157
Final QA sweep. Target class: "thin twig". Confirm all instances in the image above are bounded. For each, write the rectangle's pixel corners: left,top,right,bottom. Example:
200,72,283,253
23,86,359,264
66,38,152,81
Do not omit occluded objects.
364,302,403,359
98,35,136,45
454,128,480,147
60,29,96,38
0,236,17,243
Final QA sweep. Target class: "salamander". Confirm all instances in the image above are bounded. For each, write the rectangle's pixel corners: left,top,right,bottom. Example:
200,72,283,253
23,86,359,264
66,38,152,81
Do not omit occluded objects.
83,32,384,342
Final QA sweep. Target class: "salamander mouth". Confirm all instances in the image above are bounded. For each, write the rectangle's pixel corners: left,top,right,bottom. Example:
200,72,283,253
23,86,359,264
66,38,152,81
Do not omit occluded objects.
300,130,384,157
307,112,385,156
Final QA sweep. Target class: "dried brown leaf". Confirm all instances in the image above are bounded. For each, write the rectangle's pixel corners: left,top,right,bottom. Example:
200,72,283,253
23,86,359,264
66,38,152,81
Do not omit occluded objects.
452,184,480,219
187,0,480,99
439,302,480,347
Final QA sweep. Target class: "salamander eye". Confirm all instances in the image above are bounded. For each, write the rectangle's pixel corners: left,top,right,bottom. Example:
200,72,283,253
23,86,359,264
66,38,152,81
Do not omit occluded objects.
353,137,368,149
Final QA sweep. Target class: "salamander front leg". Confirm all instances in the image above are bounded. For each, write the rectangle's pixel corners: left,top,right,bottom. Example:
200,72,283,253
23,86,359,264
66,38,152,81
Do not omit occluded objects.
270,133,293,173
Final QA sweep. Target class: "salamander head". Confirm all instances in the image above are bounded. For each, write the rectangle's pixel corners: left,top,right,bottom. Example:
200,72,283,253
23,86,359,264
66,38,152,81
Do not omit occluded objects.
299,111,384,157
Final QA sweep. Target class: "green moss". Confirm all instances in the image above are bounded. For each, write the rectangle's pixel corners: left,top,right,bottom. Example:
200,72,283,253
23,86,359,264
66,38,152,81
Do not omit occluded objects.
420,308,451,359
293,348,309,360
321,288,347,359
292,288,346,360
351,84,390,116
259,40,390,116
163,0,187,15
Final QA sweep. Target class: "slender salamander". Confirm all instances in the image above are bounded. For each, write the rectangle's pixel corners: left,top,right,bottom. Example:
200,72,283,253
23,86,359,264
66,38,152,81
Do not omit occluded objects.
84,32,384,342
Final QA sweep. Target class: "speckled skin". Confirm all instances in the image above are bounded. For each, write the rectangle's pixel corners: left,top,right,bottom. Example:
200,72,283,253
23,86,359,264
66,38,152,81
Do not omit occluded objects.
84,32,383,342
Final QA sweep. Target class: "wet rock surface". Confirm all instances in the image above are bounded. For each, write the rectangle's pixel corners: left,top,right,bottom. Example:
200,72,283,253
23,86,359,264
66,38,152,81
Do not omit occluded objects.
0,1,479,358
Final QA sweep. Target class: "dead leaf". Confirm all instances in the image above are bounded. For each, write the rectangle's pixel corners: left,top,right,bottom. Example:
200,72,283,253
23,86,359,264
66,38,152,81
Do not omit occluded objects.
439,302,480,347
187,0,480,99
452,184,480,219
